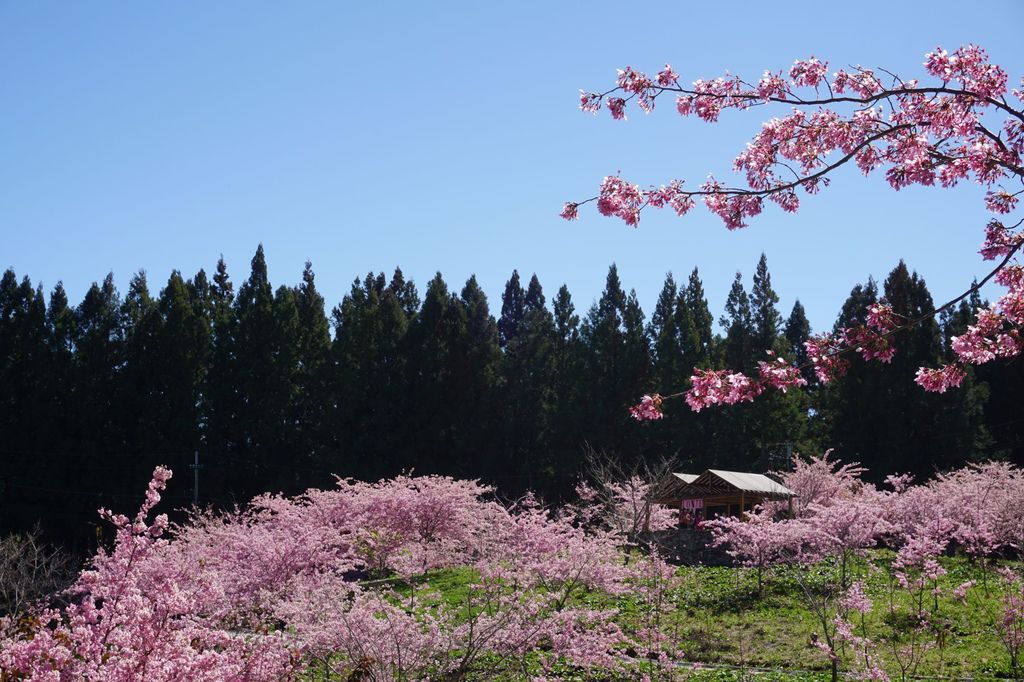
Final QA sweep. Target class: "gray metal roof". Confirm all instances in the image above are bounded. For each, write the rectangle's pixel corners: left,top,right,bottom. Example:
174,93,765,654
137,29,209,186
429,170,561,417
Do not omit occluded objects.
703,469,795,496
673,473,699,484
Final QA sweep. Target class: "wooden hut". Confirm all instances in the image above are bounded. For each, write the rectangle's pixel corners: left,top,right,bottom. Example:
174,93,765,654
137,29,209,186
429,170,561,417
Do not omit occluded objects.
655,469,796,525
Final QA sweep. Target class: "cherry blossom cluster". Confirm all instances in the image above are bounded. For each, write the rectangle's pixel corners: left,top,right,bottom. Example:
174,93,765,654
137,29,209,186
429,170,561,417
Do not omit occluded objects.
628,393,664,420
574,475,677,539
684,368,763,412
567,45,1024,406
0,466,703,680
804,333,850,383
637,351,816,415
0,467,300,681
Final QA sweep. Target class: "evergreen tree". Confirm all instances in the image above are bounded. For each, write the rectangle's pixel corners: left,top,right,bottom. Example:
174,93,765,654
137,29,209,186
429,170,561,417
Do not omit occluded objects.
751,253,783,356
784,300,811,368
387,266,420,319
684,268,715,369
0,274,58,535
155,271,210,463
649,273,683,394
498,270,525,350
455,276,502,478
501,274,558,489
720,272,753,373
622,290,652,410
549,284,588,481
939,282,982,352
291,262,331,481
45,282,76,456
120,271,163,462
202,257,239,496
330,270,413,479
747,257,810,471
834,277,879,331
66,274,128,541
232,245,282,494
402,273,469,473
816,277,881,472
71,274,126,457
820,263,988,478
580,265,651,461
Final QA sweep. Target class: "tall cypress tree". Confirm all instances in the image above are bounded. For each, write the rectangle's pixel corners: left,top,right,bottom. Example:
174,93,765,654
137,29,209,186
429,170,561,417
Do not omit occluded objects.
580,265,652,461
67,274,127,542
649,273,683,394
751,253,783,356
550,284,587,482
456,276,502,478
743,256,812,469
387,267,420,319
817,277,881,471
580,265,627,452
878,261,945,476
292,262,331,481
0,274,58,535
498,270,525,350
330,270,414,479
155,272,210,467
120,272,163,470
45,282,75,455
784,301,811,368
232,245,280,494
72,274,126,456
820,263,987,478
401,273,470,473
202,257,239,497
501,274,558,489
720,272,754,373
684,268,715,369
622,289,652,412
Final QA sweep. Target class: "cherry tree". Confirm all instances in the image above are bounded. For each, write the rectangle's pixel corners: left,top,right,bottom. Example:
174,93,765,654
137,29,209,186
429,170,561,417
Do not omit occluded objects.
0,468,299,682
1,467,679,681
563,45,1024,416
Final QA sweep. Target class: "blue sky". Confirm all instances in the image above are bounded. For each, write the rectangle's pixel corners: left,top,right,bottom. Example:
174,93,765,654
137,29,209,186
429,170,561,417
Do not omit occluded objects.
2,1,1022,333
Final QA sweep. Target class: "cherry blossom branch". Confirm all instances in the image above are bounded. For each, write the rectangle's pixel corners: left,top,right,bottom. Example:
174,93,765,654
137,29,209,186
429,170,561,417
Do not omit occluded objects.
565,45,1024,417
645,85,1024,124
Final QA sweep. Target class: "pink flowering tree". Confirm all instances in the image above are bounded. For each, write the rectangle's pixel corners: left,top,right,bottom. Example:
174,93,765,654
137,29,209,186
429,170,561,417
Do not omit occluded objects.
778,451,867,518
564,45,1024,417
994,567,1024,679
2,467,692,681
574,475,677,547
0,468,300,682
705,505,796,595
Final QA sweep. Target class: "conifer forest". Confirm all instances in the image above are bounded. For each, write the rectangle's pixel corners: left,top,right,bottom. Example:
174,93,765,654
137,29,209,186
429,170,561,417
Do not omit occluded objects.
1,248,1019,549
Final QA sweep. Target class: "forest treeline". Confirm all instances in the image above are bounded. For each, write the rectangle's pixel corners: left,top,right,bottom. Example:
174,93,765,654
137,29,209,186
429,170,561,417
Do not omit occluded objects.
1,245,1021,548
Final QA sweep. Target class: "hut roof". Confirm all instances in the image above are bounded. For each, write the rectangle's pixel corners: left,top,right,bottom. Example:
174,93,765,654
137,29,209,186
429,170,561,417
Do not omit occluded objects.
659,469,796,501
690,469,795,498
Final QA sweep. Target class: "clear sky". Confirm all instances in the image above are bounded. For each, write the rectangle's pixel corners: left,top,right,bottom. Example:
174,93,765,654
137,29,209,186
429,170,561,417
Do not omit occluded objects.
2,1,1022,333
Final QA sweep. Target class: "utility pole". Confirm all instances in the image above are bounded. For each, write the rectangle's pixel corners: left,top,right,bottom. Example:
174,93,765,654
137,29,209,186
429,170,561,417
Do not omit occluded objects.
190,450,202,506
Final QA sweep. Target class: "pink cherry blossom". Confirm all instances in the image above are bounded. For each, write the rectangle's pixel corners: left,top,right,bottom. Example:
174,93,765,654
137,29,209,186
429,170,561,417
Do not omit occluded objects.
564,46,1024,410
685,368,764,411
914,364,967,393
628,393,664,421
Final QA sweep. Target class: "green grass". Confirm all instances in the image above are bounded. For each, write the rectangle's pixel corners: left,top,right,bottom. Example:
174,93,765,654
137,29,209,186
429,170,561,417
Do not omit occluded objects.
398,552,1018,680
297,553,1017,680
